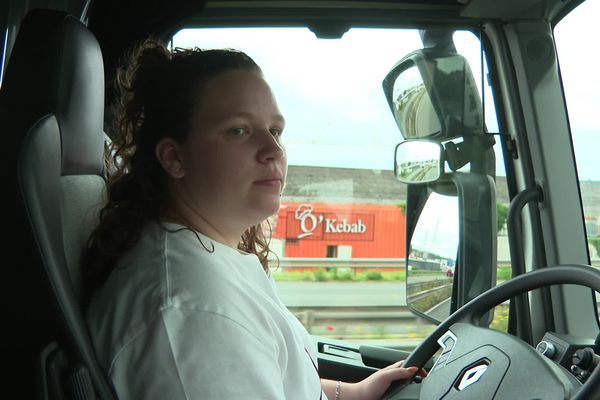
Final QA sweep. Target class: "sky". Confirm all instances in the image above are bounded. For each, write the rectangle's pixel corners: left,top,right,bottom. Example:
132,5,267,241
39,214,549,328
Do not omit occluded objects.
410,193,459,259
554,0,600,182
173,0,599,181
172,27,499,171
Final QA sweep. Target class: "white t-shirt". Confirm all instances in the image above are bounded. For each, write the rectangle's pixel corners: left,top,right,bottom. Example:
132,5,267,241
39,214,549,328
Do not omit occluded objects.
86,222,327,400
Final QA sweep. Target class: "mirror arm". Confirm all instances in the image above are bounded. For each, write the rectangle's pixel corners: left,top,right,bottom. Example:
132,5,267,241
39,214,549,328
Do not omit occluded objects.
444,135,496,171
444,141,469,171
419,29,457,53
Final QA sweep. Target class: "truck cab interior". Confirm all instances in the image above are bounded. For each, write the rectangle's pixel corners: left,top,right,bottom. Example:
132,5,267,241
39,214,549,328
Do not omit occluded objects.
1,0,599,399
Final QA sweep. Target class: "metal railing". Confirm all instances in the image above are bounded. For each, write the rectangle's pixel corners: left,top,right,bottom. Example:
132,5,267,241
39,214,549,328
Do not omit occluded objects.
271,258,600,270
271,257,408,269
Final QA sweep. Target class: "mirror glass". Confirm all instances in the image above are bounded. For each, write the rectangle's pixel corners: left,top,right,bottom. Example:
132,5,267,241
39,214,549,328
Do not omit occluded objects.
384,52,483,140
391,64,441,139
394,140,443,184
406,192,458,323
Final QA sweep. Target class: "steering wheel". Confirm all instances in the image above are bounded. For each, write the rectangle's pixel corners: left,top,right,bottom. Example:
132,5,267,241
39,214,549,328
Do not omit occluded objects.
383,265,600,400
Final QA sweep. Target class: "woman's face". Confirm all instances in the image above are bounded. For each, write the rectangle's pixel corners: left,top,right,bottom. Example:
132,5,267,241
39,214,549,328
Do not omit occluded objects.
175,70,287,236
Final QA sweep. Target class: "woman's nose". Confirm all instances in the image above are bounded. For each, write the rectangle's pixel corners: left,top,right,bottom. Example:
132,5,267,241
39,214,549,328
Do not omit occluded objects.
257,129,285,163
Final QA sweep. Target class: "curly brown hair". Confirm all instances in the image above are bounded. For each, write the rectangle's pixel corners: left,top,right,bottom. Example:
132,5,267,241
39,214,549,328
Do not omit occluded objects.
84,40,276,293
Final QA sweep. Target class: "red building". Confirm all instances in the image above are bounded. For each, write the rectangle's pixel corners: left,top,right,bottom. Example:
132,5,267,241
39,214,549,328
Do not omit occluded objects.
273,201,406,259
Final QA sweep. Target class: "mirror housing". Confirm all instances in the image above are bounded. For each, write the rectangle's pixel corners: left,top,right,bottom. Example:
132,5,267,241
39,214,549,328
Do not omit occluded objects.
394,140,443,184
382,48,483,140
404,173,497,325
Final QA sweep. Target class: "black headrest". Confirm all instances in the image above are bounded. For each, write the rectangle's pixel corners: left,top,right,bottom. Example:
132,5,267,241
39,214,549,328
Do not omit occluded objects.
1,9,104,176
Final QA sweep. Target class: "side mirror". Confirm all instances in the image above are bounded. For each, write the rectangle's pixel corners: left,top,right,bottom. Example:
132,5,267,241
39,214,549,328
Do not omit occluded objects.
382,49,483,140
394,140,443,184
406,193,458,322
404,174,497,325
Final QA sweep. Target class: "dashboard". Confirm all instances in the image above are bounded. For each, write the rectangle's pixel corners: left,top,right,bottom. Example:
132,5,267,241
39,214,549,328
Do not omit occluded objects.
535,332,599,384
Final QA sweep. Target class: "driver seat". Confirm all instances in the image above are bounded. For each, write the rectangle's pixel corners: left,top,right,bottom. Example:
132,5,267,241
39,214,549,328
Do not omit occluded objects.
0,9,116,400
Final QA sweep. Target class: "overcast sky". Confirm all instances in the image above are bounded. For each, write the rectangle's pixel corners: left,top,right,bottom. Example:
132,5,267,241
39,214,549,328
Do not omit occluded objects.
554,0,600,182
410,193,459,259
173,0,599,181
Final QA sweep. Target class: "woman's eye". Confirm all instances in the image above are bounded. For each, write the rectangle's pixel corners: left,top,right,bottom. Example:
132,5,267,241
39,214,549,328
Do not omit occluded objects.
271,128,283,137
231,127,248,136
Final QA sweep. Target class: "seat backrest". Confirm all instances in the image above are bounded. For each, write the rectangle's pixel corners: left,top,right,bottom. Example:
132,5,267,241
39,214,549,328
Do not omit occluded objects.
1,9,115,400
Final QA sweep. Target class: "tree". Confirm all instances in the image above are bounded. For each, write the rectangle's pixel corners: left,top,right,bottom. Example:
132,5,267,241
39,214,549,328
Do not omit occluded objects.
497,203,509,233
589,237,600,258
396,201,406,216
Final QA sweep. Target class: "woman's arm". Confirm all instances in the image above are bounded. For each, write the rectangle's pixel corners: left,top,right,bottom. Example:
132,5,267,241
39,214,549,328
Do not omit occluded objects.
321,361,423,400
321,379,360,400
111,306,287,399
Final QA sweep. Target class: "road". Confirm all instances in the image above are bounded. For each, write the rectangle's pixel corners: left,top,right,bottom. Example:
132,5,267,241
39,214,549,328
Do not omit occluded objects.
276,281,406,307
426,297,451,321
275,276,448,307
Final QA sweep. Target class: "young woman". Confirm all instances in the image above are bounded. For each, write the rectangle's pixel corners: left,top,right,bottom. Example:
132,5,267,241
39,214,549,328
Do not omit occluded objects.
85,40,422,400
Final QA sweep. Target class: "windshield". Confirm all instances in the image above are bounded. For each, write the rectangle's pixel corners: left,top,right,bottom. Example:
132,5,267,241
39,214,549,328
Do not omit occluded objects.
171,26,507,348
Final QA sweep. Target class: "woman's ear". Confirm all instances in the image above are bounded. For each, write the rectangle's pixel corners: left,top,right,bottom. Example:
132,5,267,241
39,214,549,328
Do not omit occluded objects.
155,137,186,179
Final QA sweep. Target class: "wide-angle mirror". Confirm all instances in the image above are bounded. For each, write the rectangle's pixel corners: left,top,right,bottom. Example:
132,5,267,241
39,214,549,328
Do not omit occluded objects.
383,49,483,140
389,63,441,139
406,192,458,323
394,140,443,184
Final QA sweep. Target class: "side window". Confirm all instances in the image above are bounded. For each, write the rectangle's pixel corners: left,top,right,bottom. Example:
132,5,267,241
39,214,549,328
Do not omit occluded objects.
0,27,9,87
554,1,600,314
172,27,509,348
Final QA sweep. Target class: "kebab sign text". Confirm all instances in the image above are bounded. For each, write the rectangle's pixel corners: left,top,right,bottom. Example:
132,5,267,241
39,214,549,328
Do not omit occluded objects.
286,203,374,241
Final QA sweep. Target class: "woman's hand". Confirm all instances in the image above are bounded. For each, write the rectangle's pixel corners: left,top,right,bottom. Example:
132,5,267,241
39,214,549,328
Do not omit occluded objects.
351,360,427,400
321,361,427,400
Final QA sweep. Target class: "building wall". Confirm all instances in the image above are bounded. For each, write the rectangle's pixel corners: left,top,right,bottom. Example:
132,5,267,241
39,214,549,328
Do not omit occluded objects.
273,201,406,258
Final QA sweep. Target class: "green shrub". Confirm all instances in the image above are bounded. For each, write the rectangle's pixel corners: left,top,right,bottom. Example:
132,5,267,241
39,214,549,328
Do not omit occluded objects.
337,271,354,281
589,237,600,257
396,201,406,216
365,271,383,280
274,269,406,282
314,269,329,281
497,203,509,232
496,267,512,280
390,271,406,280
272,271,313,281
